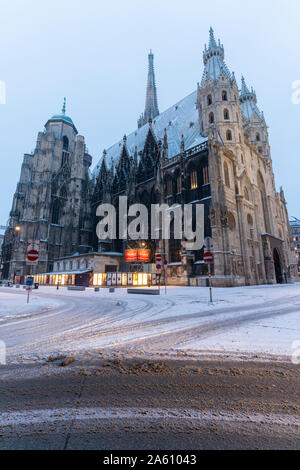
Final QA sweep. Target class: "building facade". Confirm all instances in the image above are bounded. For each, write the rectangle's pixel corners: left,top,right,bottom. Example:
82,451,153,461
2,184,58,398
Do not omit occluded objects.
2,29,296,286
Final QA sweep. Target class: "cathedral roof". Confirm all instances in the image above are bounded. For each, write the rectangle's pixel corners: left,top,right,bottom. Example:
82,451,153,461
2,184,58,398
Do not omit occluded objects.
50,114,75,126
93,90,207,176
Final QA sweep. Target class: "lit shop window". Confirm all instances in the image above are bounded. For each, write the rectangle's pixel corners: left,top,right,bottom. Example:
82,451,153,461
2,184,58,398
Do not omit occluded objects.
133,273,138,286
93,273,104,286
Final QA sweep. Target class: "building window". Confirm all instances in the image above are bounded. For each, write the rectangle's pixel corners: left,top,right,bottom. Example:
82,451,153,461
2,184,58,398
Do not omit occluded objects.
256,132,260,141
226,130,232,141
166,179,172,196
228,212,236,230
224,109,229,120
51,199,60,224
244,187,250,201
207,94,212,106
222,91,228,101
209,112,214,124
177,174,181,193
203,166,209,185
224,162,230,187
63,136,69,150
190,170,198,189
247,214,254,239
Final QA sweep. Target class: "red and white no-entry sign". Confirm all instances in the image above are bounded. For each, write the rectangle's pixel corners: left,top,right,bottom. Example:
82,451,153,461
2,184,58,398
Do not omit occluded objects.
203,252,214,264
27,249,39,262
155,253,162,263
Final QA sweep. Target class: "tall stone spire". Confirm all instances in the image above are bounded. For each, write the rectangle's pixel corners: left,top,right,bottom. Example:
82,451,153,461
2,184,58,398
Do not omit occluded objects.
138,51,159,128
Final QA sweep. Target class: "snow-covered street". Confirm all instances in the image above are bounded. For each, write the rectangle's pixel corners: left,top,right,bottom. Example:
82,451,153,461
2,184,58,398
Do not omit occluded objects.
1,283,300,363
1,284,299,450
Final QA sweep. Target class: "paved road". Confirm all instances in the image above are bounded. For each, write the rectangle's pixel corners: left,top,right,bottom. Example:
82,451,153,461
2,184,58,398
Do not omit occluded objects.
0,358,299,449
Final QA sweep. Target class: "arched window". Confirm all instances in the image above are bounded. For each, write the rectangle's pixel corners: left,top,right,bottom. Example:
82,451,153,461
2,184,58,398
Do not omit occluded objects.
209,112,214,124
224,162,230,187
222,91,228,101
226,130,232,141
166,178,173,196
63,136,69,150
224,109,229,120
51,199,60,225
256,133,260,142
228,212,236,230
247,214,254,239
203,166,209,185
207,94,212,106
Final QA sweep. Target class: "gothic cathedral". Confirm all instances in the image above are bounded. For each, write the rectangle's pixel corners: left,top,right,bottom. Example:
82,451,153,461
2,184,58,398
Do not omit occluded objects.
2,29,296,286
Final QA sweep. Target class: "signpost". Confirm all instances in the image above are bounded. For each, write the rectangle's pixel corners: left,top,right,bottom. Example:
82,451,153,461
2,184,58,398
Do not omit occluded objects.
204,251,214,303
26,241,39,304
26,276,34,304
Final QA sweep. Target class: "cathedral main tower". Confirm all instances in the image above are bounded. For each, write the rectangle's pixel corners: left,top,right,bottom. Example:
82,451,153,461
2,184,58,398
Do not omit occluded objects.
138,51,160,128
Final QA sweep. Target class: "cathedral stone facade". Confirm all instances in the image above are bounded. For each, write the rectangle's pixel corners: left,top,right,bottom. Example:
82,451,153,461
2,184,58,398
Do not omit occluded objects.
2,29,296,286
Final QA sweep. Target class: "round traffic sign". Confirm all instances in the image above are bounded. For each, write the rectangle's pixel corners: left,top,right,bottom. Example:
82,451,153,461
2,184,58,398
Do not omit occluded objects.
27,249,39,262
155,254,162,262
203,252,213,264
156,264,161,270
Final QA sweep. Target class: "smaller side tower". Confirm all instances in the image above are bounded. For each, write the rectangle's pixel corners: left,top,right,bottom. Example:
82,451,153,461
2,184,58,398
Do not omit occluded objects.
239,77,270,159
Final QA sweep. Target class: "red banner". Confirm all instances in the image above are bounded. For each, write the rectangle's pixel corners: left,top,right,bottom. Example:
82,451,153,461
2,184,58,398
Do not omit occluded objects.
138,249,150,262
125,250,138,262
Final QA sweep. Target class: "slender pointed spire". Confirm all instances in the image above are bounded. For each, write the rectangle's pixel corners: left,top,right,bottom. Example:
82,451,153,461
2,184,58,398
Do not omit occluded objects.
138,51,159,128
240,76,263,121
241,76,251,95
208,27,217,48
201,28,232,87
62,97,66,115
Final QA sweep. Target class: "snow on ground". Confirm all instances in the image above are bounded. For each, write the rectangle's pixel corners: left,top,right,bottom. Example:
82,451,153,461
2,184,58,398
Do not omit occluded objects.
0,288,64,322
1,283,300,362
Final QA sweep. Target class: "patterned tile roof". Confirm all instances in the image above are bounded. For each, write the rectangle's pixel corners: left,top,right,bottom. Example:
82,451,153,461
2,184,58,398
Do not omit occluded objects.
93,90,207,176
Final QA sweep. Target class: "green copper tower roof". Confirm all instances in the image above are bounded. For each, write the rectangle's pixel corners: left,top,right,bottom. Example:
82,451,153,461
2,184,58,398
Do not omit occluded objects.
47,98,78,132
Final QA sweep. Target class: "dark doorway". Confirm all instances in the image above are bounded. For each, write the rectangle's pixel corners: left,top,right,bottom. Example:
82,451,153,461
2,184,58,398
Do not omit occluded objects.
273,248,283,284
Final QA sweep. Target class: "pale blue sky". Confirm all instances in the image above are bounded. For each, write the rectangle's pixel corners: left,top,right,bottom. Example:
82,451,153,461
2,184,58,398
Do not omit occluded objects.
0,0,299,223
